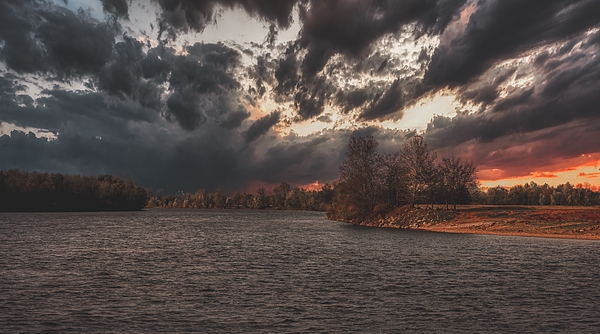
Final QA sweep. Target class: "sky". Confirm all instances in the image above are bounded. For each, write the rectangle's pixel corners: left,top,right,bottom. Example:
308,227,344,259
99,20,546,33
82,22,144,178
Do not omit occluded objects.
1,0,600,193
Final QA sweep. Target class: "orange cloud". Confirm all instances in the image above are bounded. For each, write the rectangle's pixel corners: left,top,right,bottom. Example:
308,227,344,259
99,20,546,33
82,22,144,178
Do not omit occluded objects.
531,172,558,178
477,168,506,181
577,172,600,178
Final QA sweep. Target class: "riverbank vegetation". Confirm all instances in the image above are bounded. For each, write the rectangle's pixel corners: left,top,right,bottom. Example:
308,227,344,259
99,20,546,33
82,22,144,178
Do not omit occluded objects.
327,135,478,222
327,136,600,236
146,182,334,211
0,170,148,211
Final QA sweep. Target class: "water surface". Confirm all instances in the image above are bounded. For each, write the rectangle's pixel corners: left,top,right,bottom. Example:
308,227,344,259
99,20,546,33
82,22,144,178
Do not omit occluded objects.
1,210,599,333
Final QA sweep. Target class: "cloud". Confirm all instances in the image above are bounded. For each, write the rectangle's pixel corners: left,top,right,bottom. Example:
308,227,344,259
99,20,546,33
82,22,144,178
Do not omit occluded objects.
424,0,600,89
220,108,251,130
424,24,600,174
155,0,302,41
0,1,116,76
3,0,600,193
100,0,129,18
578,172,600,179
531,172,558,179
299,0,462,58
244,111,281,143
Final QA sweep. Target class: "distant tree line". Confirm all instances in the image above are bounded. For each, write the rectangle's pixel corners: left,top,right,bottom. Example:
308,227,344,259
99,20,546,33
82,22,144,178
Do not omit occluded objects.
328,136,478,221
146,183,335,212
475,182,600,206
0,169,148,211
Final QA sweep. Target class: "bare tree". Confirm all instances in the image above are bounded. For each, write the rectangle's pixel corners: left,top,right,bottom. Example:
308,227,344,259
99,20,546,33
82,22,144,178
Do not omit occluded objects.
439,155,477,210
399,136,437,208
380,153,407,209
337,136,382,216
257,187,269,209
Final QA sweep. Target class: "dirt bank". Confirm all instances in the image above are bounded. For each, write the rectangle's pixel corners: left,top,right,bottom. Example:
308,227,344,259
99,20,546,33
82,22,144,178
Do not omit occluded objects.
338,206,600,240
420,206,600,240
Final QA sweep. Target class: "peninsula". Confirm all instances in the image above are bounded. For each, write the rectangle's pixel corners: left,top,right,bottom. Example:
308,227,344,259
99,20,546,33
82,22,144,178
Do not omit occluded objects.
339,206,600,240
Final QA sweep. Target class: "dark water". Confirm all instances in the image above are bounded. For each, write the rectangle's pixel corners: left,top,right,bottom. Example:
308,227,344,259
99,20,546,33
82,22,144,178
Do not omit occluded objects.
1,210,599,333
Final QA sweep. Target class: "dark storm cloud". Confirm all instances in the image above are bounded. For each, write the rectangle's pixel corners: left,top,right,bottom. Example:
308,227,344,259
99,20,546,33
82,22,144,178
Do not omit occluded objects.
244,111,280,143
0,85,158,138
96,38,244,130
359,75,425,120
289,0,468,99
167,43,243,129
424,29,600,176
334,89,370,114
220,108,251,129
248,55,277,98
100,0,129,18
0,0,116,77
166,90,207,130
97,36,147,100
253,136,335,183
152,0,468,120
293,75,335,120
424,0,600,89
154,0,302,40
299,0,464,58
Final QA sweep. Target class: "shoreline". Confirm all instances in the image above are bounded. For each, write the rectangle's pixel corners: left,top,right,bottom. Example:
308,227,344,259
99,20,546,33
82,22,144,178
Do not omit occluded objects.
417,226,600,240
337,205,600,241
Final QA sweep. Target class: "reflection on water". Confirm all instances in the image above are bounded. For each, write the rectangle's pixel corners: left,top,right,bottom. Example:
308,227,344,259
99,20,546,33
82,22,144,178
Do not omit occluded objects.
1,210,599,333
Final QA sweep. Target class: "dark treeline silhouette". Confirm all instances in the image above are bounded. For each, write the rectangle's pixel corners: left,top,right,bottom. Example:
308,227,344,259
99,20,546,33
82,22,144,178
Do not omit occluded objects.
328,136,478,221
0,169,148,211
146,182,335,212
475,182,600,206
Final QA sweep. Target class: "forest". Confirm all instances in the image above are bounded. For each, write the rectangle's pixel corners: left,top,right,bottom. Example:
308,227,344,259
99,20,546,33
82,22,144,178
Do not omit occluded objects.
0,170,148,211
3,136,599,213
146,183,334,212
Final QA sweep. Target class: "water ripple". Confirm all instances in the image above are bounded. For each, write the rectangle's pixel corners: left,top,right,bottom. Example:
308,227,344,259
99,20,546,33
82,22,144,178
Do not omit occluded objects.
1,210,600,333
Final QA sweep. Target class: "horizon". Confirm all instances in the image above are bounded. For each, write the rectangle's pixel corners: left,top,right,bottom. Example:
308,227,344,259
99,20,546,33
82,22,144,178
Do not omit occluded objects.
1,0,600,193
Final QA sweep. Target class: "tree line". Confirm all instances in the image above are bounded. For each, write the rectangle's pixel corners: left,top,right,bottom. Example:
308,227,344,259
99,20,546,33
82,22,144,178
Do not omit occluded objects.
475,182,600,206
0,169,148,211
328,135,478,220
146,182,335,211
4,137,599,213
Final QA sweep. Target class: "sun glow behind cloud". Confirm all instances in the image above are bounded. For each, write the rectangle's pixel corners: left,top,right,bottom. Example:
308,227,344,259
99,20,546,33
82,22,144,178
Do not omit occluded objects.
377,91,462,131
480,157,600,188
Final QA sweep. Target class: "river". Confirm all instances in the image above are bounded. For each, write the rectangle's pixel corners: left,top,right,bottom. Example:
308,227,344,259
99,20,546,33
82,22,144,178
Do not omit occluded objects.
1,210,599,333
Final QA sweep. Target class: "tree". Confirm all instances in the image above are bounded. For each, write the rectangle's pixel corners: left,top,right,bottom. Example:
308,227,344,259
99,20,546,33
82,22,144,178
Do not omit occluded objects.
336,136,382,216
231,192,244,208
256,187,269,209
272,182,291,209
399,136,437,208
380,153,407,209
439,155,478,210
213,189,226,209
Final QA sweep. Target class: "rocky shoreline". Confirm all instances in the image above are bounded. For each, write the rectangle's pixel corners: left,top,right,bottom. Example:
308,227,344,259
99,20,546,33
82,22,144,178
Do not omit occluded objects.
333,206,600,240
